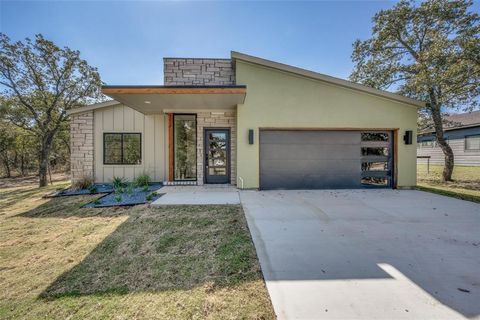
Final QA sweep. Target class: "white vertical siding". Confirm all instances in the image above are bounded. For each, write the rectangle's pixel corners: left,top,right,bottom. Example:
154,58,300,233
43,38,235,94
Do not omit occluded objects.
94,104,166,183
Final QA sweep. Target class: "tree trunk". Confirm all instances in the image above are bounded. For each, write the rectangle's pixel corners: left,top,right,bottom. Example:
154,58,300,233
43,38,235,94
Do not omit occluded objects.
38,134,54,187
429,104,454,181
2,158,11,178
20,154,25,176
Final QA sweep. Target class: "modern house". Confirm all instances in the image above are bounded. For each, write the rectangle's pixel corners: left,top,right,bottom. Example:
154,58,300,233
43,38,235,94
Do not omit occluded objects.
67,52,423,190
417,111,480,166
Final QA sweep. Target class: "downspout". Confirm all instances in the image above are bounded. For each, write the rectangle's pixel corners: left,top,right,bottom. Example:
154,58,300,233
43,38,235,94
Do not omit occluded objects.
238,176,244,189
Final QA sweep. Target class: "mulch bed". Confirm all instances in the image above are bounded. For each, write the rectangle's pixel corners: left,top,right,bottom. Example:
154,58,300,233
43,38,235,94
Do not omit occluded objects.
44,183,163,207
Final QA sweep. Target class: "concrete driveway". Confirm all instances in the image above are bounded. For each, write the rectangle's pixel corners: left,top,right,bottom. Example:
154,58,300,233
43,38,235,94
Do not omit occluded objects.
240,189,480,319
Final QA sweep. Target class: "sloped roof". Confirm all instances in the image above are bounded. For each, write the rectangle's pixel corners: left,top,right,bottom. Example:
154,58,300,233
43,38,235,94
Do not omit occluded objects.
445,110,480,128
66,100,119,116
419,110,480,134
231,51,425,108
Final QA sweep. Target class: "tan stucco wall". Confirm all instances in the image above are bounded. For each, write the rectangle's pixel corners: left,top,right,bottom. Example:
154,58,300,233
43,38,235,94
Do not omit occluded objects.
235,60,418,189
94,104,167,183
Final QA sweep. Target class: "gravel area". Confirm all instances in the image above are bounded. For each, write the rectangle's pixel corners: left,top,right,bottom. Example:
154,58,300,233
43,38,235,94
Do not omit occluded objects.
83,184,163,208
46,184,114,197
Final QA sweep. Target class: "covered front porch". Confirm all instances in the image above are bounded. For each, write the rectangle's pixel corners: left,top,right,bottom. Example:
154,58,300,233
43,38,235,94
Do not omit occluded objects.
101,85,246,186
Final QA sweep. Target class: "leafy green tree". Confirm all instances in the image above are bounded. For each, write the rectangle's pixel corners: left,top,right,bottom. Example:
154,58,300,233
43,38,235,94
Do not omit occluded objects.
14,127,39,176
0,33,102,186
0,120,16,177
350,0,479,181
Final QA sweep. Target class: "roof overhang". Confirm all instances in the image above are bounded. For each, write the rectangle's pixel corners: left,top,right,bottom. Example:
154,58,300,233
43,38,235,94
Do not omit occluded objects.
66,100,120,116
101,85,246,114
231,51,425,108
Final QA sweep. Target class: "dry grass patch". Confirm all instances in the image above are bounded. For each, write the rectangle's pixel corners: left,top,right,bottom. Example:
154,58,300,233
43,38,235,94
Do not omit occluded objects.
0,181,274,319
417,164,480,203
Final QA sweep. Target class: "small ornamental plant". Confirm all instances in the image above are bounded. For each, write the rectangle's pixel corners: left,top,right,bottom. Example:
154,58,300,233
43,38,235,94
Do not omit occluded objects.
126,183,134,196
72,176,93,190
134,174,150,187
112,177,127,190
88,184,98,194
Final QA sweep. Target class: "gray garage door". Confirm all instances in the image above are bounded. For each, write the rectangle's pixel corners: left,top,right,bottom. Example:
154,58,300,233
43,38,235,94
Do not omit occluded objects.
259,130,392,190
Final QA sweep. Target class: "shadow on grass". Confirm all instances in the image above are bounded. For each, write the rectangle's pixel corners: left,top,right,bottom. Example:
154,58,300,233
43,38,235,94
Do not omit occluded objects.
0,184,67,212
17,195,263,299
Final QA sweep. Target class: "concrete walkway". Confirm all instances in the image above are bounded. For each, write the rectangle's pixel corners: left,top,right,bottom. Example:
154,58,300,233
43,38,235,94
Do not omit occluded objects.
152,185,240,205
240,189,480,319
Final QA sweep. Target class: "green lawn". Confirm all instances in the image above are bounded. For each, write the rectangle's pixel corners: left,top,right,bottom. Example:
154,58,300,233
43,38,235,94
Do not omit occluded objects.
417,164,480,203
0,182,275,319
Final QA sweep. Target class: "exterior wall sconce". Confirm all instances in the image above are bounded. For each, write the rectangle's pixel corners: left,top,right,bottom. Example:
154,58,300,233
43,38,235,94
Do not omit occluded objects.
248,129,254,144
404,130,413,145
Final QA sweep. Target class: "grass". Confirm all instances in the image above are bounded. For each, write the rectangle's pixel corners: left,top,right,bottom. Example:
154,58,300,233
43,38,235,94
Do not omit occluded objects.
0,181,275,319
417,164,480,203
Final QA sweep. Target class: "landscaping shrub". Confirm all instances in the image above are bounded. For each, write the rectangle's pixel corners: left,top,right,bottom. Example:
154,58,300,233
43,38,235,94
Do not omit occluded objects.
126,182,134,195
111,177,127,190
146,192,158,202
88,184,98,194
134,174,150,187
72,176,93,190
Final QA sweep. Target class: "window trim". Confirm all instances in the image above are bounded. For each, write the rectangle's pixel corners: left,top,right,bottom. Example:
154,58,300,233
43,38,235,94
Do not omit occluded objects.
103,132,142,165
465,134,480,151
173,113,197,181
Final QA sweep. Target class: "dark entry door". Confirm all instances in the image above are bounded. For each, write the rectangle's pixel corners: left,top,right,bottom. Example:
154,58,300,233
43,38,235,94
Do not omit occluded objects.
205,129,230,184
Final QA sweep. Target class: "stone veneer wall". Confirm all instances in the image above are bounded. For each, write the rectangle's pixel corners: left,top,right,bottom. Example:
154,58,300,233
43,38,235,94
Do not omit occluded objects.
70,111,94,184
164,58,235,85
196,111,236,185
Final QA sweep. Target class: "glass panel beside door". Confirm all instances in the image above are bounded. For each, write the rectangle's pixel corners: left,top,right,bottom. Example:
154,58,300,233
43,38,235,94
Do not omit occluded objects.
204,129,230,184
174,114,197,181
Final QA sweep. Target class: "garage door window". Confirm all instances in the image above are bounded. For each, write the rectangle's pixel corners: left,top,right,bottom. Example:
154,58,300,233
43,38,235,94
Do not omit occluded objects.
362,162,388,171
361,132,392,187
361,132,389,142
362,147,389,156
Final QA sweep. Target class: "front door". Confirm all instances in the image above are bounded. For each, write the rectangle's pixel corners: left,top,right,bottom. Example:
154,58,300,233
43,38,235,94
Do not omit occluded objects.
204,129,230,184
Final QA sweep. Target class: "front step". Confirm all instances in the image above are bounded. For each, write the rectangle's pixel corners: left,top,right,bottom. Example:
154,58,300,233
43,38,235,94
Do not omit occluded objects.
162,181,197,186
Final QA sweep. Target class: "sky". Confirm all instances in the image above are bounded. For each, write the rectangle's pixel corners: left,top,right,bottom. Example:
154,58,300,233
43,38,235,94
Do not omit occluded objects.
1,1,478,86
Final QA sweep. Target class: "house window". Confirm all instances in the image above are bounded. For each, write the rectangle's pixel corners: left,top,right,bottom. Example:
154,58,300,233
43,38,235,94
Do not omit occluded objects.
420,140,435,147
465,135,480,151
104,133,141,165
174,114,197,180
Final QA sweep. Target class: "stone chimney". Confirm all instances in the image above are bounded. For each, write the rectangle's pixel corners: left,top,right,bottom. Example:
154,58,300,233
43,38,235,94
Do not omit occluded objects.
163,58,235,86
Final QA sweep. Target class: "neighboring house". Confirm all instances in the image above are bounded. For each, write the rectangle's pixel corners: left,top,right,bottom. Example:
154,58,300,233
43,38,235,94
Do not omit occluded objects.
417,111,480,166
67,52,423,190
